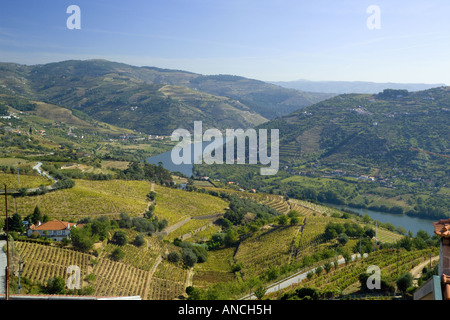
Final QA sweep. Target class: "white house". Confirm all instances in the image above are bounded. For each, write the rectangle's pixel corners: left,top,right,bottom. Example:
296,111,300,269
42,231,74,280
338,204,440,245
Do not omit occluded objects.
27,219,80,241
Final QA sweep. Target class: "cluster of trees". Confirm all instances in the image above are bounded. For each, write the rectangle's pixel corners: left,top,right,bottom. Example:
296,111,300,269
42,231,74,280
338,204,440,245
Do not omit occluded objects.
205,191,280,226
70,216,115,252
119,208,167,234
2,206,50,236
70,215,153,254
170,239,208,268
324,221,376,253
118,161,173,185
394,230,440,251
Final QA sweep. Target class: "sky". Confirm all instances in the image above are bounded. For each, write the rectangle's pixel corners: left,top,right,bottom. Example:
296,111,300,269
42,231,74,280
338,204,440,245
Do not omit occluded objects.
1,0,450,84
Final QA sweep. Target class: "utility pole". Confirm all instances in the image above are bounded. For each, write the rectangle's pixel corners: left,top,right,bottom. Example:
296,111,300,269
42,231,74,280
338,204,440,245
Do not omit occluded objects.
4,184,10,300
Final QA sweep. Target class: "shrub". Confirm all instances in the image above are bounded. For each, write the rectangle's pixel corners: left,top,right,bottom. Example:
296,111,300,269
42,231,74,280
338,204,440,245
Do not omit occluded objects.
182,248,197,267
168,251,181,263
111,247,125,261
133,234,145,247
111,230,128,246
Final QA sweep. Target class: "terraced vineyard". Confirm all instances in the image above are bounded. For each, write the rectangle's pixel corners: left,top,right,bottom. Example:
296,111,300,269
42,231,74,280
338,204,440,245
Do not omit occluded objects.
14,241,93,285
153,185,228,227
92,257,150,297
100,242,161,271
289,198,341,216
165,218,213,242
234,225,300,279
0,172,53,190
148,260,189,300
10,179,153,220
258,194,290,214
269,247,439,299
193,247,236,288
13,230,190,300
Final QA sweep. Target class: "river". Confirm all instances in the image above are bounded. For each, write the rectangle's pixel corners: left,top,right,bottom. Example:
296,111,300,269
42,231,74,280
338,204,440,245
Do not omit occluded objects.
326,204,436,236
146,141,205,177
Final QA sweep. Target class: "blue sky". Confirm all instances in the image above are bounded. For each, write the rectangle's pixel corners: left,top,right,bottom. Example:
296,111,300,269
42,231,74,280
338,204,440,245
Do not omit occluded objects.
1,0,450,84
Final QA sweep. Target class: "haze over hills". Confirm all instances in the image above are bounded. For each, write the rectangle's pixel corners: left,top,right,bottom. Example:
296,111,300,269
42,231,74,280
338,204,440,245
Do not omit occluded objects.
0,59,333,135
271,79,446,94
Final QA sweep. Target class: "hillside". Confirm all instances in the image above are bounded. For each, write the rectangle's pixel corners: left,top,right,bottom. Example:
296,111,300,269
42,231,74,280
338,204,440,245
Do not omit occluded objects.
262,88,449,179
272,79,445,94
0,60,331,135
4,174,432,301
195,88,449,219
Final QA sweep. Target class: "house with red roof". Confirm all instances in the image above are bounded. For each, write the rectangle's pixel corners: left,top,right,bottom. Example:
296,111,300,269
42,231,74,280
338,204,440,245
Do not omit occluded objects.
27,219,81,241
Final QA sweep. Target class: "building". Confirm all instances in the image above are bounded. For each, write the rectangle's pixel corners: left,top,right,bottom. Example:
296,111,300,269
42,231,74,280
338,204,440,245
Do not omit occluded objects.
414,218,450,300
27,219,81,241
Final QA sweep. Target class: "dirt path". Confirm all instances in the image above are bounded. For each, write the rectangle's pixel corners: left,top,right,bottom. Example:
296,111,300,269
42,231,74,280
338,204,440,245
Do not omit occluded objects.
142,255,162,299
410,255,439,285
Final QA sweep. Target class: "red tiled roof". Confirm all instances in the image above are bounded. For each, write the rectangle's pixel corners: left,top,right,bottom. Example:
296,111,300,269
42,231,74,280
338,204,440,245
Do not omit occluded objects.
30,219,76,231
433,219,450,238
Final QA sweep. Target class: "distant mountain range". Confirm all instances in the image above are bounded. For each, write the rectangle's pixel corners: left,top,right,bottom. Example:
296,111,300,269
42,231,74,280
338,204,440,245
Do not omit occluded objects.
271,79,446,94
0,60,332,135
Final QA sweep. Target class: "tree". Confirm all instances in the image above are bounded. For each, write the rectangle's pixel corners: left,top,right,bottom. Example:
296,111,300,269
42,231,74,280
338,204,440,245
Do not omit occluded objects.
278,215,288,226
224,228,238,247
111,247,125,261
112,230,128,246
91,217,111,241
32,206,42,224
147,191,157,202
396,273,413,295
254,286,267,300
323,261,333,274
118,213,133,228
168,251,181,263
337,233,349,246
290,216,300,226
6,213,24,233
133,234,145,247
46,277,66,294
182,248,198,267
315,266,323,277
158,218,168,231
71,226,95,252
342,249,352,265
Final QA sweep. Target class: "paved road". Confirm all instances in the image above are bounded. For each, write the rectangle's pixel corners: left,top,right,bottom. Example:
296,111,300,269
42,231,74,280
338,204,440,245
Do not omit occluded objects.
240,253,369,300
33,162,57,184
0,240,6,294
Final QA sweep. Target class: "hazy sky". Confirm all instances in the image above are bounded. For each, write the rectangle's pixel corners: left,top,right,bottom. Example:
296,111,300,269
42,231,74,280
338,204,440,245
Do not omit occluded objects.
1,0,450,84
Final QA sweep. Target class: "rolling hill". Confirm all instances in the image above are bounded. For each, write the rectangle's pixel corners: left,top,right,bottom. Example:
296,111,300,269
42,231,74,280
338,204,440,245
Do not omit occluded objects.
261,88,449,178
0,60,332,135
